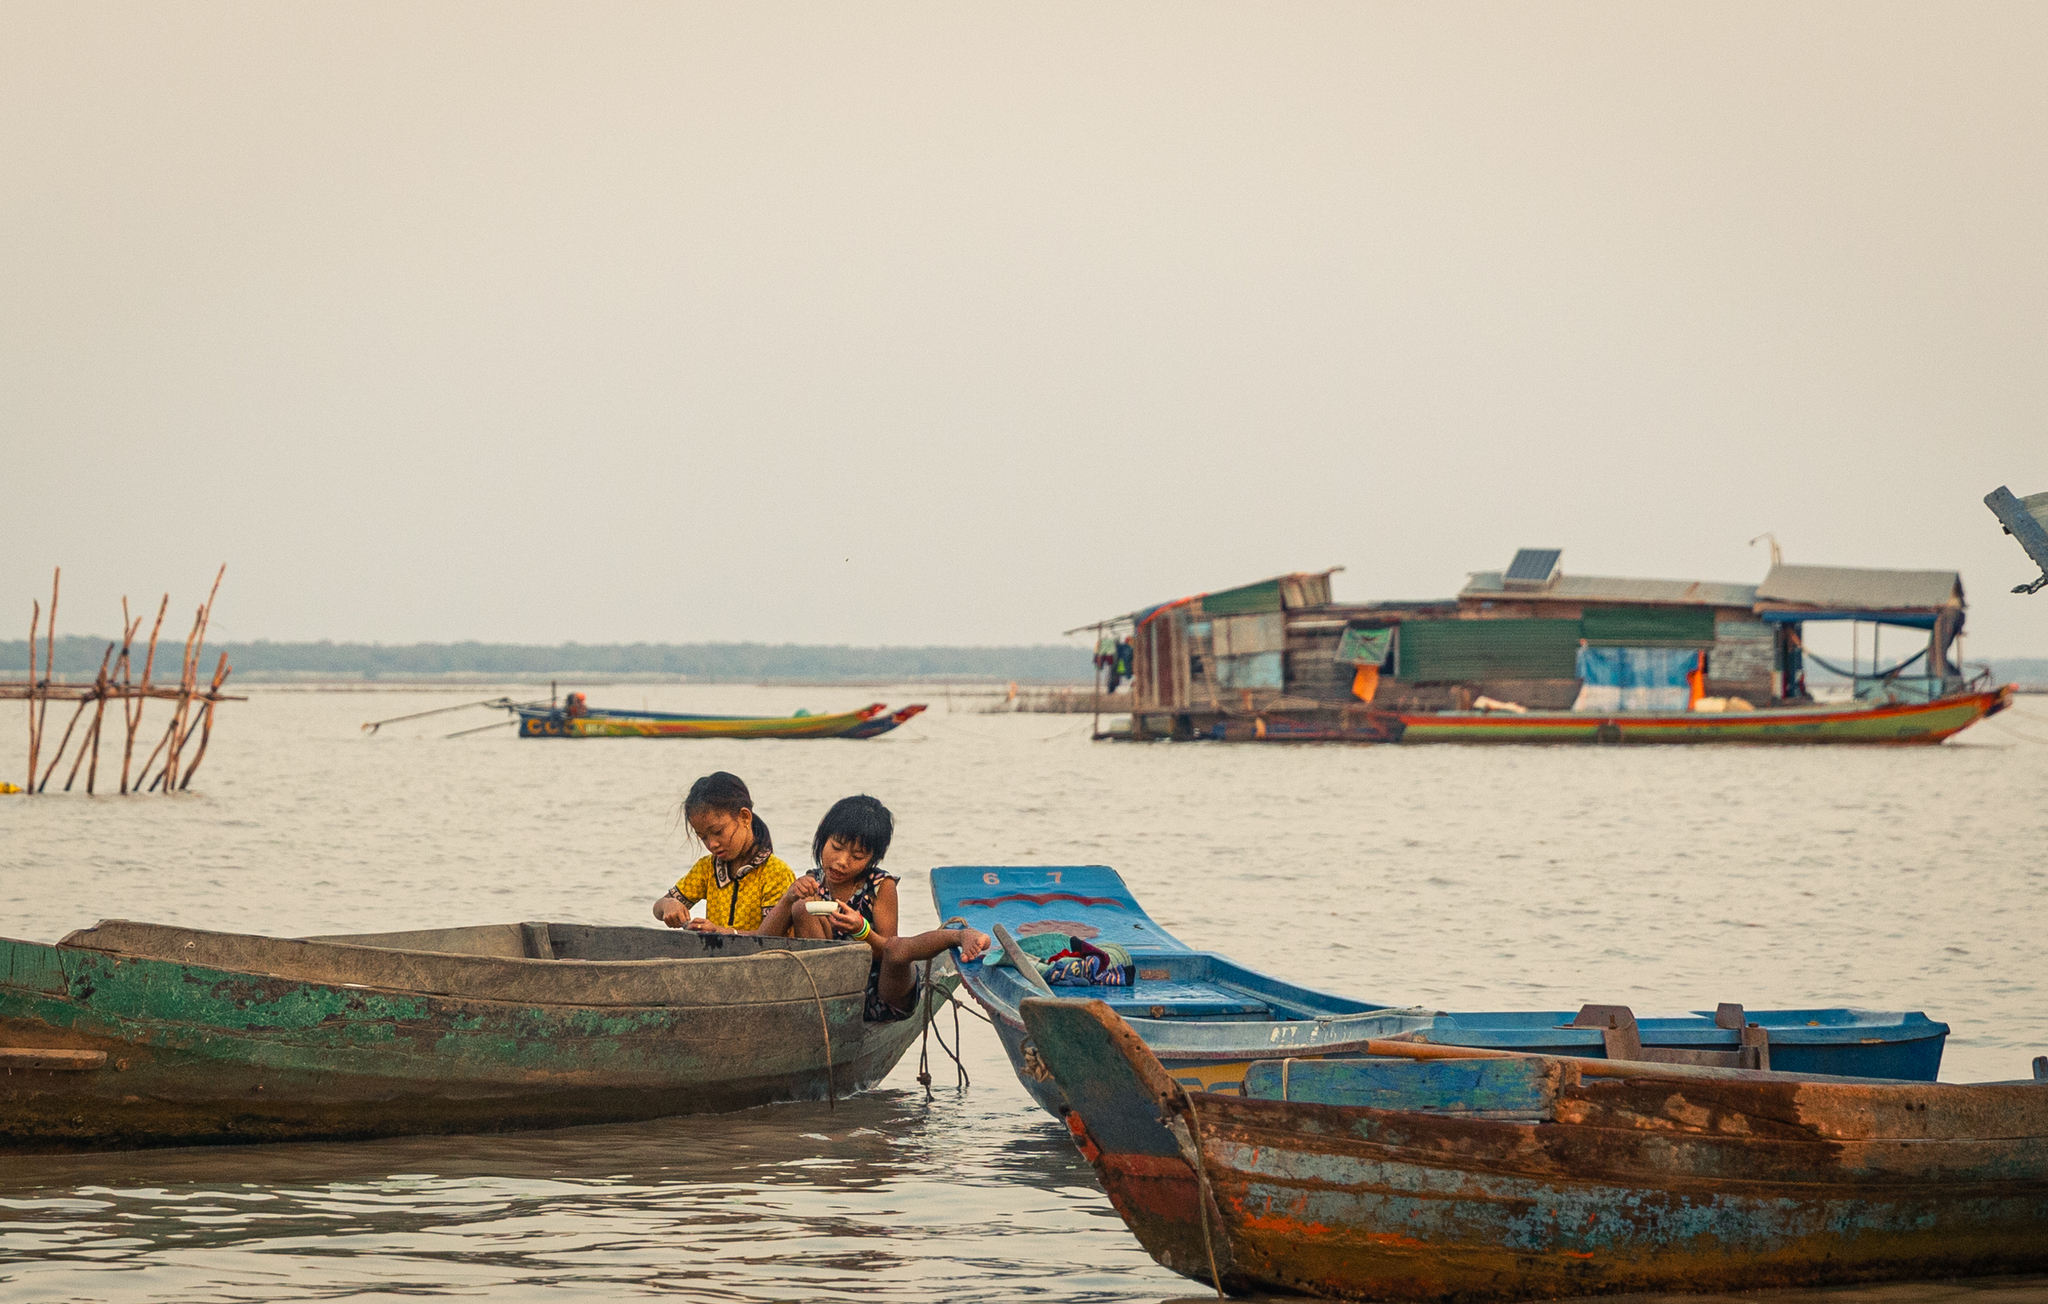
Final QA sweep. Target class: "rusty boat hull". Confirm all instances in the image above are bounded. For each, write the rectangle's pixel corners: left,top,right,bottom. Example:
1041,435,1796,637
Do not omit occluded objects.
1023,998,2048,1301
0,920,958,1153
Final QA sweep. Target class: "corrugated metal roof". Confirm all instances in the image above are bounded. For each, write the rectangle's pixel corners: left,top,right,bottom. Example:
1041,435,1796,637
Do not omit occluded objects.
1755,564,1963,612
1460,572,1759,608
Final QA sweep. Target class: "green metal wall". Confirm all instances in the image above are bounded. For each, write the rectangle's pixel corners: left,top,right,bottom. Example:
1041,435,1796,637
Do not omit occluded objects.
1201,580,1283,616
1396,619,1582,681
1580,606,1717,646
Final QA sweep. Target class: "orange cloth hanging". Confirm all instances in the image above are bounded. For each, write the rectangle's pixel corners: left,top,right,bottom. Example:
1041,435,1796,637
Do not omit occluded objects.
1687,651,1706,707
1351,664,1380,702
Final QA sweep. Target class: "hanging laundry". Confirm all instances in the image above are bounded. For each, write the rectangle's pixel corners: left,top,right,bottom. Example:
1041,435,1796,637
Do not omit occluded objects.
1106,638,1134,693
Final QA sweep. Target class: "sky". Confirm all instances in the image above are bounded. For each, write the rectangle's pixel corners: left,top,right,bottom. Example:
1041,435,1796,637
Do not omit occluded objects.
5,4,2047,657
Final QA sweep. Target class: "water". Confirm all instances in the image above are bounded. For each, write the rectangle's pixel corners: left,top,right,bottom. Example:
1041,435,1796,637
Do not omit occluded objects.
4,684,2047,1302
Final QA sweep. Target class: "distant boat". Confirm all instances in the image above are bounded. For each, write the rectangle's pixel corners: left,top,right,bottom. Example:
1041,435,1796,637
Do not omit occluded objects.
513,700,926,739
0,920,957,1152
1379,684,2012,744
929,866,1948,1118
1023,996,2048,1301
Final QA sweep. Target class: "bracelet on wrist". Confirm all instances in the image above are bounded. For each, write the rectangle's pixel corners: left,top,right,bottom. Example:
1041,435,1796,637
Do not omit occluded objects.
853,919,872,941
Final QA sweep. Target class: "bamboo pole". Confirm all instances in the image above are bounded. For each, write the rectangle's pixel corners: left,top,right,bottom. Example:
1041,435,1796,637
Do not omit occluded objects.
89,617,136,796
178,656,230,790
164,569,224,792
36,694,91,793
25,599,38,792
37,569,57,788
64,644,116,793
123,595,167,795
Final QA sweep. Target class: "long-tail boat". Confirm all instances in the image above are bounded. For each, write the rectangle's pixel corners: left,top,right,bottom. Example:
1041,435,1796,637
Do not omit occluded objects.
512,700,926,739
930,866,1949,1116
1382,684,2011,744
0,920,958,1152
1023,996,2048,1301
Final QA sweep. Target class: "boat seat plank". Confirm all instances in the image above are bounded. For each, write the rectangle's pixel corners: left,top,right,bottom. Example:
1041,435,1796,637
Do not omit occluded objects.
1097,978,1270,1019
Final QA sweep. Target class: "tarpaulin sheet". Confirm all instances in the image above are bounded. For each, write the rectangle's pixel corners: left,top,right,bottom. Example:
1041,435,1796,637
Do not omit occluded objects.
1334,626,1393,667
1573,646,1701,712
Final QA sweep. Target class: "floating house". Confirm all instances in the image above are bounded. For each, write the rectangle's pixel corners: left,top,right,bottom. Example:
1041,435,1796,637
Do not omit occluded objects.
1085,551,1998,744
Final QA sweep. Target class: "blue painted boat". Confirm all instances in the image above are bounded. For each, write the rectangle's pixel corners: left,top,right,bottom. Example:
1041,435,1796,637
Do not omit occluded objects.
1023,997,2048,1301
930,865,1949,1115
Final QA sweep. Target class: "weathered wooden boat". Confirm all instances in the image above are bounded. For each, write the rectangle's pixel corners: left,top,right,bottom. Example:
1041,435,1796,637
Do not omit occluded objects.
931,866,1949,1117
1024,997,2048,1301
1385,685,2012,745
0,920,958,1152
513,700,927,739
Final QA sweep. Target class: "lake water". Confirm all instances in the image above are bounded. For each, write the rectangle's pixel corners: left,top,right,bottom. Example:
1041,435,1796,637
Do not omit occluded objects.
3,684,2047,1303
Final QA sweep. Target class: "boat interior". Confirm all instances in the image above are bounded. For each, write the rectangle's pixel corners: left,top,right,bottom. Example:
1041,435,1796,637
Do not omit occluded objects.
306,922,845,962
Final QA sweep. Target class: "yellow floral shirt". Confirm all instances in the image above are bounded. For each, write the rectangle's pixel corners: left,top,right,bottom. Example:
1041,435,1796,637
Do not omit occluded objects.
672,854,794,932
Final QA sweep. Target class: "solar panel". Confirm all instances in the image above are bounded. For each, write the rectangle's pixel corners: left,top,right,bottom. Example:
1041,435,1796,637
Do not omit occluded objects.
1505,548,1562,584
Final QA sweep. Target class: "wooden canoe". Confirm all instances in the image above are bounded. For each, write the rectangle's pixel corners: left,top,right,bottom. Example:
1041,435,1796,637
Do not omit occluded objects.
514,702,921,739
0,920,958,1152
931,865,1949,1117
1024,997,2048,1301
1392,685,2012,745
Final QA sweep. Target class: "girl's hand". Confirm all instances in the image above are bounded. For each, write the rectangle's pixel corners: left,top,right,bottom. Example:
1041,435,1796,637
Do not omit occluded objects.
685,918,735,935
654,898,689,929
787,878,822,902
954,928,993,962
827,903,865,935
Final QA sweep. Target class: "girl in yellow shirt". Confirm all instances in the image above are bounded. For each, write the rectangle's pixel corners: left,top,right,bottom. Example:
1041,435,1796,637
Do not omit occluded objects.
652,772,795,934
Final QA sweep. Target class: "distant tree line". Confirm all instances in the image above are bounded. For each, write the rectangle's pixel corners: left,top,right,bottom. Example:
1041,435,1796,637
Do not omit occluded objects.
0,636,1094,683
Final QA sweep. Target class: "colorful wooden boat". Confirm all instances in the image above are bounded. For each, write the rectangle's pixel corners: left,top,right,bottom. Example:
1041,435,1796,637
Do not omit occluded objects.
1388,685,2012,745
930,866,1949,1117
513,700,926,739
0,920,958,1152
1024,997,2048,1301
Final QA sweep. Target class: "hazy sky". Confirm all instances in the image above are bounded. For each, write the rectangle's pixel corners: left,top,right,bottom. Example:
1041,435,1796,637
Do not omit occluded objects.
6,4,2046,656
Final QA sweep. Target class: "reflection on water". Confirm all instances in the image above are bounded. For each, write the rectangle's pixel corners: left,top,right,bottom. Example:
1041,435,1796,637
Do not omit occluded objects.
0,1073,1161,1302
3,685,2047,1301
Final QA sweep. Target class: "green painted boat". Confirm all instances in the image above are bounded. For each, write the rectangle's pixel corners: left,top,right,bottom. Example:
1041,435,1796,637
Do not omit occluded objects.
0,920,959,1153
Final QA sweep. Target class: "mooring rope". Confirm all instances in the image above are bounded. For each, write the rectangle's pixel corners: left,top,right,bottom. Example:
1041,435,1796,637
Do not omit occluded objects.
762,949,835,1110
1178,1090,1228,1300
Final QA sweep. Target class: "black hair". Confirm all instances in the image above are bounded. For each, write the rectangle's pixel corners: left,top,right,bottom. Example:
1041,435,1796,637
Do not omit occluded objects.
812,794,893,869
682,771,772,855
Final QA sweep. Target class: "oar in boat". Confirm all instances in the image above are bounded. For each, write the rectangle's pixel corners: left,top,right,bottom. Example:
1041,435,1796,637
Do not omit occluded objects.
992,924,1058,998
362,698,516,734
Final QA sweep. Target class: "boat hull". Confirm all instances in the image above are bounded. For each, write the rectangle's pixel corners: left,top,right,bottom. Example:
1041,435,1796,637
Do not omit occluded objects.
0,921,957,1152
1395,687,2010,745
1026,998,2048,1301
518,703,892,739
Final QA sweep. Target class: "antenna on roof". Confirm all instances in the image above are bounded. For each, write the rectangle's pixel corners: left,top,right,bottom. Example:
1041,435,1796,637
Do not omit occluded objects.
1749,533,1782,568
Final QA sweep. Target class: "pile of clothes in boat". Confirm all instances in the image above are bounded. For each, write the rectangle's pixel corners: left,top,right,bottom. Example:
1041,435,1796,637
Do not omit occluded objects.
990,932,1137,987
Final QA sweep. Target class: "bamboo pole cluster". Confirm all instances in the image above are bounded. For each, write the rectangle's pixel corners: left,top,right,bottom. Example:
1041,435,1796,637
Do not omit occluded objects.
8,566,243,795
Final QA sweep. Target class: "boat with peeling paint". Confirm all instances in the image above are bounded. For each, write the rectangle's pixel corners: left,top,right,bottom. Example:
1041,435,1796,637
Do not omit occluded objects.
933,865,1950,1118
0,919,957,1152
1023,996,2048,1301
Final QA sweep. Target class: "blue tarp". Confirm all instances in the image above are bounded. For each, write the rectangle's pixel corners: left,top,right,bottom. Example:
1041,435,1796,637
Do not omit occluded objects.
1574,646,1700,712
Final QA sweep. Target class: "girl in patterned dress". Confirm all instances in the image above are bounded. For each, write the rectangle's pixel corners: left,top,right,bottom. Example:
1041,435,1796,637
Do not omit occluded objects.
758,795,990,1022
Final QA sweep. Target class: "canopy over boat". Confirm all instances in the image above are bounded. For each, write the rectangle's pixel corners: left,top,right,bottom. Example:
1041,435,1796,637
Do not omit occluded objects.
0,920,956,1152
931,865,1948,1115
1024,997,2048,1301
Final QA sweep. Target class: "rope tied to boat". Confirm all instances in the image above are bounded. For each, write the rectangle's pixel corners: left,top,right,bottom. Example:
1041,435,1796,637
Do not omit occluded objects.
1178,1088,1229,1301
916,961,971,1099
760,948,834,1111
